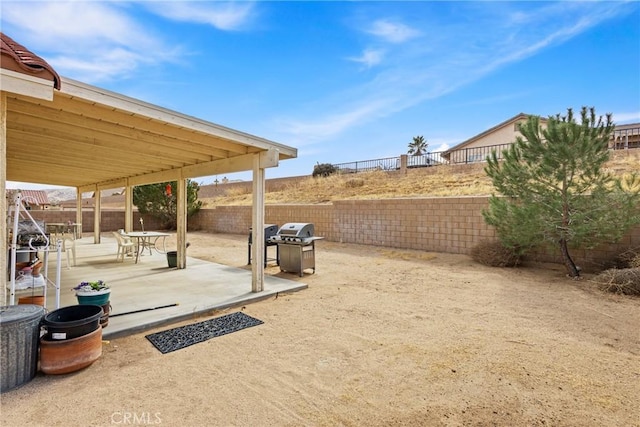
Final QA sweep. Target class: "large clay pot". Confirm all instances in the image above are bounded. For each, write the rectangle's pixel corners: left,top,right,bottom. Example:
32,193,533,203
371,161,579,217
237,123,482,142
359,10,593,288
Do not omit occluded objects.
39,326,103,375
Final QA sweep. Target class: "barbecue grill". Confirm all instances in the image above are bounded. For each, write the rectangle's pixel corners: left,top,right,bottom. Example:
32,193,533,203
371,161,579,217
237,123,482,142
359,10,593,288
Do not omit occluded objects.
248,224,279,267
269,223,323,276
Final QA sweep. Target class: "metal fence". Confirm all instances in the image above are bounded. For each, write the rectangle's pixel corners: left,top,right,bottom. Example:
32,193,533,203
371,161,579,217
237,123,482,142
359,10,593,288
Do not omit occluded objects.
333,131,640,174
331,157,400,174
332,143,513,173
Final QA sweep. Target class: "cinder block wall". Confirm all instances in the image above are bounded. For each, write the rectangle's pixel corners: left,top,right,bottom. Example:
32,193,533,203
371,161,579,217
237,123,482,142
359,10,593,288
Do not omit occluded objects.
29,197,640,270
27,211,163,233
189,197,640,270
192,198,499,253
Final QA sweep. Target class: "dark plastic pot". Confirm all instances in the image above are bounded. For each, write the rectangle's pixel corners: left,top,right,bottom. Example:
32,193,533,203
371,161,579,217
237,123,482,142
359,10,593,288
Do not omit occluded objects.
41,305,103,340
167,251,178,268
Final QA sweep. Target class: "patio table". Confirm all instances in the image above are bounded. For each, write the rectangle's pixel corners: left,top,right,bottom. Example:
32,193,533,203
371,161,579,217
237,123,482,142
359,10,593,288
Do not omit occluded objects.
125,231,170,264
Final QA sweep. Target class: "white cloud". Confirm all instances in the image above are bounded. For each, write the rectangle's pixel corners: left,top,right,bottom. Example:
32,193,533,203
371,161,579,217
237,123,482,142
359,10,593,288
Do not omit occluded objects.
366,19,420,43
2,2,155,51
277,2,635,147
142,1,256,30
1,1,178,83
1,1,257,83
612,111,640,123
348,48,385,68
273,99,390,146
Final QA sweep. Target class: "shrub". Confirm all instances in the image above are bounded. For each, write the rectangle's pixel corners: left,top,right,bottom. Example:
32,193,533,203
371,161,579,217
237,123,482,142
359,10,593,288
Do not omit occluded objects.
470,240,522,267
313,163,337,178
591,268,640,296
613,247,640,269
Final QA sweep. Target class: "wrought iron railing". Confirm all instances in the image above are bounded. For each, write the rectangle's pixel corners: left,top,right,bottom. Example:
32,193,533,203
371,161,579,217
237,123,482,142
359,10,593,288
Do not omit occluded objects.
332,157,399,174
445,143,513,165
332,130,640,174
332,143,513,173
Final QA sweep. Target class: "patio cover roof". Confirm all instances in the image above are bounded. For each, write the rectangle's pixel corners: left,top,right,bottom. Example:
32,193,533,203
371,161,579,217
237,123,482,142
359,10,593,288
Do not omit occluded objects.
4,76,297,190
1,33,296,191
1,32,296,293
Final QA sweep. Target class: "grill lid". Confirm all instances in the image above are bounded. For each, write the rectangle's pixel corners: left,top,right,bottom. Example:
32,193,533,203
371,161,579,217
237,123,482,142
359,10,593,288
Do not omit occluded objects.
276,223,314,238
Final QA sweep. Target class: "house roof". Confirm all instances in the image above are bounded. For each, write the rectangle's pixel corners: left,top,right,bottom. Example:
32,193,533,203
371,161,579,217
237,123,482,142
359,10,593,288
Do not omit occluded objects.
15,189,50,205
443,113,544,155
444,113,638,156
614,122,640,132
1,32,296,192
1,33,60,89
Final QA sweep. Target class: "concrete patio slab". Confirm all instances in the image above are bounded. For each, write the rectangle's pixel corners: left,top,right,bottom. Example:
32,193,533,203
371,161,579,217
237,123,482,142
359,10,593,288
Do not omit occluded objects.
5,235,307,339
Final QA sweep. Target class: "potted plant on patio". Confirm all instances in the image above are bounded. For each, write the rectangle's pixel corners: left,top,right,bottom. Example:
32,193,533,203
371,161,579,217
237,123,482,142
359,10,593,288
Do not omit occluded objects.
72,280,111,306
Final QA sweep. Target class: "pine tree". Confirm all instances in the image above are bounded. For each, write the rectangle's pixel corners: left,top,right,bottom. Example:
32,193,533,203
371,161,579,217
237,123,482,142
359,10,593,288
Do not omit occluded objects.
483,107,640,278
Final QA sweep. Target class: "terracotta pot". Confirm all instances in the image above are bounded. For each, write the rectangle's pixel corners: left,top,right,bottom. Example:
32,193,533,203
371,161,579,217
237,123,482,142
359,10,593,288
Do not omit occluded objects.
18,296,45,306
39,326,103,375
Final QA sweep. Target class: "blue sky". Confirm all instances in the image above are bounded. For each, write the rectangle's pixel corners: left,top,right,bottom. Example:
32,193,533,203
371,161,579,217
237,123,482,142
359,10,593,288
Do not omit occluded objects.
3,0,639,188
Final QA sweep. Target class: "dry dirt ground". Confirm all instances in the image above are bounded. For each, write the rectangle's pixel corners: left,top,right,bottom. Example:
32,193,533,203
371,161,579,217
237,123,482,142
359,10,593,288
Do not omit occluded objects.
2,232,639,427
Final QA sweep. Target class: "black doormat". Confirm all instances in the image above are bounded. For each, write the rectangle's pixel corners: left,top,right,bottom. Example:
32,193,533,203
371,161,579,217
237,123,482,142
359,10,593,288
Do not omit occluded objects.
145,312,263,354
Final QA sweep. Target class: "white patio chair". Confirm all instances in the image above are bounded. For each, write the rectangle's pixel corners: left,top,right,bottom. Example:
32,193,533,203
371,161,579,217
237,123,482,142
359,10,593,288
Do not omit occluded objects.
113,231,135,262
62,234,76,269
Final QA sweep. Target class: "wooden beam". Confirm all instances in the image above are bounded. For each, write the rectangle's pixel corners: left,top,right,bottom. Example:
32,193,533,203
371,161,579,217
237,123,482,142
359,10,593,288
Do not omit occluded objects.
93,186,101,244
176,177,187,269
15,93,250,156
125,180,133,233
75,187,82,237
5,139,154,173
1,69,55,101
127,169,181,187
251,153,265,293
182,151,276,179
260,148,280,168
0,92,7,296
7,109,224,161
59,79,297,158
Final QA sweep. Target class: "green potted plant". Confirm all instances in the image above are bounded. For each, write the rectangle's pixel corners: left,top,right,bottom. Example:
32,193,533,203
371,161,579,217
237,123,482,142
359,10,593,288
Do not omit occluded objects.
72,280,111,306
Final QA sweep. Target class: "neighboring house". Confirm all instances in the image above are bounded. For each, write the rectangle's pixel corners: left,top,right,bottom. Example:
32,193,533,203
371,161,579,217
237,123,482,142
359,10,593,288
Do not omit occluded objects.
612,123,640,149
443,113,639,164
59,193,127,210
442,113,547,164
7,189,51,210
